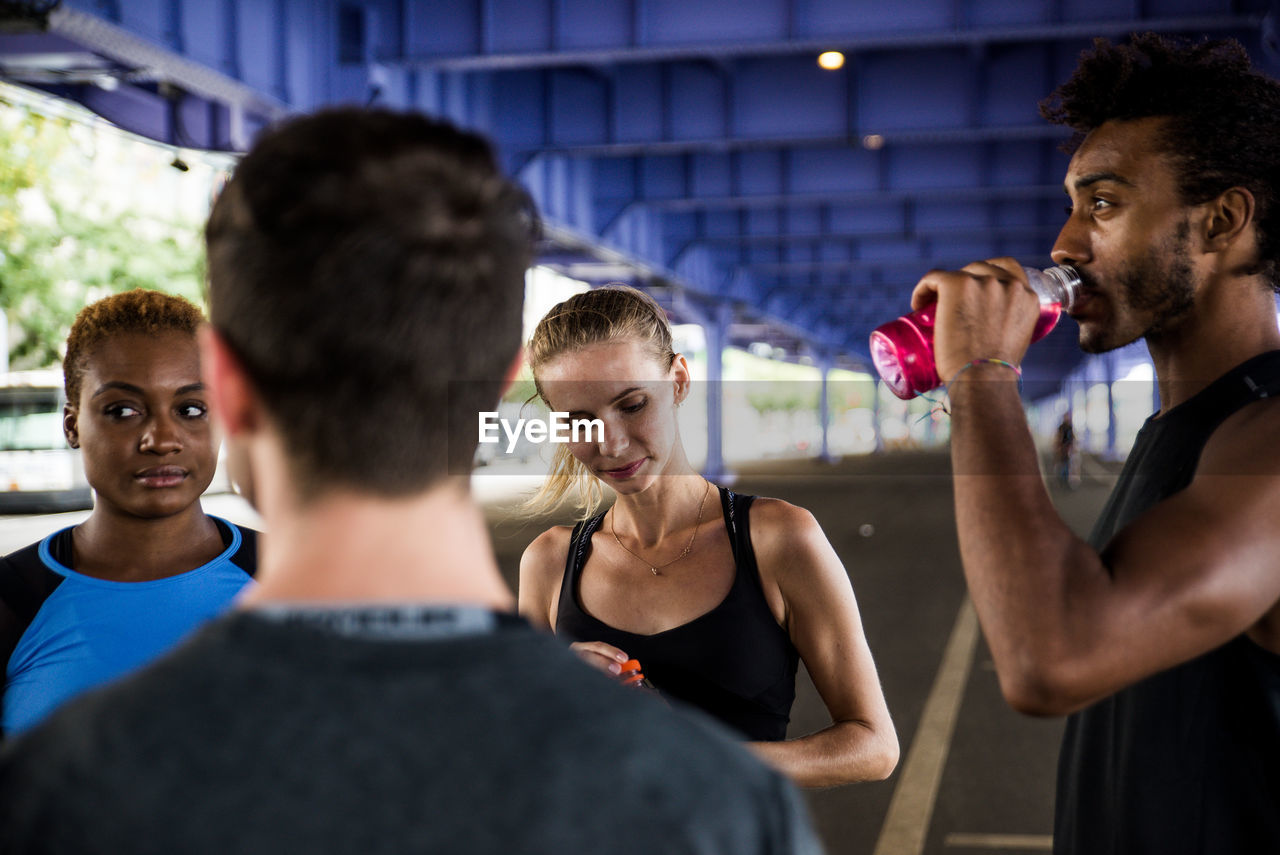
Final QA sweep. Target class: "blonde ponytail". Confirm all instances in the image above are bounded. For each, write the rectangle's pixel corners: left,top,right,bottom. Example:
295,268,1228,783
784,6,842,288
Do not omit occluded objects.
521,443,608,519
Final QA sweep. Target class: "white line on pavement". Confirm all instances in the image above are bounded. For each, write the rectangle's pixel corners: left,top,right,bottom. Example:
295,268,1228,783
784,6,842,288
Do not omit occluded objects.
872,596,981,855
943,832,1053,850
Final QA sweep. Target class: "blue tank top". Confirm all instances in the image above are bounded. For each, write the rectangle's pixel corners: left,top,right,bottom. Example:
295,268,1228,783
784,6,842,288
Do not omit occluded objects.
1055,351,1280,853
555,487,799,741
2,517,257,736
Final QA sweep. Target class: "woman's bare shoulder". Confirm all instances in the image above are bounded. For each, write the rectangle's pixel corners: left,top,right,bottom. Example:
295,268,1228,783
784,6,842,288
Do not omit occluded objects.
521,524,575,570
745,496,837,588
518,524,580,628
745,496,823,541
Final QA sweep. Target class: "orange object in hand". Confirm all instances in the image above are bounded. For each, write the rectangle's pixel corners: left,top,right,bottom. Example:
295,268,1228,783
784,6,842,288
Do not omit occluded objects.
618,659,658,691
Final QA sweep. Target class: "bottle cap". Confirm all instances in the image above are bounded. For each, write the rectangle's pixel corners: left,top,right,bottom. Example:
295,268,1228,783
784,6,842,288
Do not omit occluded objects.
619,659,646,685
1025,265,1082,310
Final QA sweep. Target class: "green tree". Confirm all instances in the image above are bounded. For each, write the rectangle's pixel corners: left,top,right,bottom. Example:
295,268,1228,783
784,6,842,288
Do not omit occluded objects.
0,94,210,370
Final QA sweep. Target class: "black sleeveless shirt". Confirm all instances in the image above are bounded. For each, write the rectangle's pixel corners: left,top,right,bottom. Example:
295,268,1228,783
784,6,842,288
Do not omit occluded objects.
555,487,800,741
1055,351,1280,854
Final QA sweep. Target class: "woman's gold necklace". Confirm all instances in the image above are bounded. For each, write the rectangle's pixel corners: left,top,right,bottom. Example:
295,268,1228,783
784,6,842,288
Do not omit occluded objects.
610,479,712,576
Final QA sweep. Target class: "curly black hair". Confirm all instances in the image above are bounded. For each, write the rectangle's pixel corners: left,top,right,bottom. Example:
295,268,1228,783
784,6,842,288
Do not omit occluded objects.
1040,33,1280,291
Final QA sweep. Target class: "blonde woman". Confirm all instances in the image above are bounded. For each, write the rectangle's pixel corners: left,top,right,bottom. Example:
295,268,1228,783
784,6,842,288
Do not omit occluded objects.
518,285,897,788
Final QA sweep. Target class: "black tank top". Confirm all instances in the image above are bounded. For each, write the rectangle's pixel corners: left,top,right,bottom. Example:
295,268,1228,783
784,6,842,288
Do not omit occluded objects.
555,487,799,741
1055,351,1280,854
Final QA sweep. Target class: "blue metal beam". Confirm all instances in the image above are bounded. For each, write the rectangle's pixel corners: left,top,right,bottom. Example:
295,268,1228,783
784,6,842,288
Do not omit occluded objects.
498,55,1070,162
388,5,1263,71
3,0,1269,386
642,182,1066,212
50,4,285,119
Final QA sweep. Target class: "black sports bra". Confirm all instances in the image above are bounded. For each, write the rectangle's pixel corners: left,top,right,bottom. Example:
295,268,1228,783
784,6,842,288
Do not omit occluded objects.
555,487,799,741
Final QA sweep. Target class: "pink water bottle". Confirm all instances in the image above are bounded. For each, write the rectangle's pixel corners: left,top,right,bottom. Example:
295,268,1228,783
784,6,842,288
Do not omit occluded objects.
869,265,1082,400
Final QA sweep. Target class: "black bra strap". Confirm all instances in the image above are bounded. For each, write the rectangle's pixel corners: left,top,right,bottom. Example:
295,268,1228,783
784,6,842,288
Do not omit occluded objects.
566,514,604,578
719,487,759,576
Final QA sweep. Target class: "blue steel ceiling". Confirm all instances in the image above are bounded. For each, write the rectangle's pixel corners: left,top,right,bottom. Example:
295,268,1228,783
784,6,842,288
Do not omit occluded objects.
3,0,1279,386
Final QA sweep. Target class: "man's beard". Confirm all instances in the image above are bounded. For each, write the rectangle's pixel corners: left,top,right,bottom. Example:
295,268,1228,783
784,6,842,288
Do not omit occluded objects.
1079,220,1196,354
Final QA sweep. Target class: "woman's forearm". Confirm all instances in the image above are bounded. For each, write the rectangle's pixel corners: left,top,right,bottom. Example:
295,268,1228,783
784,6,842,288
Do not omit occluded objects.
747,718,899,788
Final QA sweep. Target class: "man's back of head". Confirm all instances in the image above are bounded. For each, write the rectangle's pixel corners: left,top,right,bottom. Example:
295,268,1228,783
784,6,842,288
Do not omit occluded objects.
205,108,538,500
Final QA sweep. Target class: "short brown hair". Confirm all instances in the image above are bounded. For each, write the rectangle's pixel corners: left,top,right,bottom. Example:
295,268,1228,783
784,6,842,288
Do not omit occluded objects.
205,108,538,499
63,289,205,405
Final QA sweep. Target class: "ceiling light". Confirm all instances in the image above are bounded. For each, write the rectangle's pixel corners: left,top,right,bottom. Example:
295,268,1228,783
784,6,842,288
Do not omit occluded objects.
817,51,845,71
862,134,885,150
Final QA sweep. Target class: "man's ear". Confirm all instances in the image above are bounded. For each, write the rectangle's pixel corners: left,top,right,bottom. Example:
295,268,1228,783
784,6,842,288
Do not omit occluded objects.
63,405,79,449
198,324,260,438
1202,186,1255,252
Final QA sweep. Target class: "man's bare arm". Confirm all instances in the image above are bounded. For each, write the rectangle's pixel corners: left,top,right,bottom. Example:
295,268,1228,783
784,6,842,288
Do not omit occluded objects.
949,376,1280,716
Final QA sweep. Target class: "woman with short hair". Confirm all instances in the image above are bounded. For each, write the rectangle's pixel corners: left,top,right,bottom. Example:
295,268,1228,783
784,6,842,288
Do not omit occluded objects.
0,289,257,737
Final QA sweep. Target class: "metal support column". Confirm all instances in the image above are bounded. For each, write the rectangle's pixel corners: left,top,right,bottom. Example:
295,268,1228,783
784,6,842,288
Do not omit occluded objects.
817,354,836,464
873,382,884,453
702,302,731,483
674,292,731,483
1152,364,1162,415
1106,352,1118,458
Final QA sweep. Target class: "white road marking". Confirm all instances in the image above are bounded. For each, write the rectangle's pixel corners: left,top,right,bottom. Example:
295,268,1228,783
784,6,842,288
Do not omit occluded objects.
872,596,981,855
944,832,1054,850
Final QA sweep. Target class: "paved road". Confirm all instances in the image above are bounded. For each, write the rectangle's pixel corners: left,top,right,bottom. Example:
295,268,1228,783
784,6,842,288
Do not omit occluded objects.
3,450,1113,855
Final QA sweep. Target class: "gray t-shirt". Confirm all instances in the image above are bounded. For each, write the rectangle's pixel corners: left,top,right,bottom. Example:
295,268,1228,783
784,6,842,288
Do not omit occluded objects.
0,607,823,854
